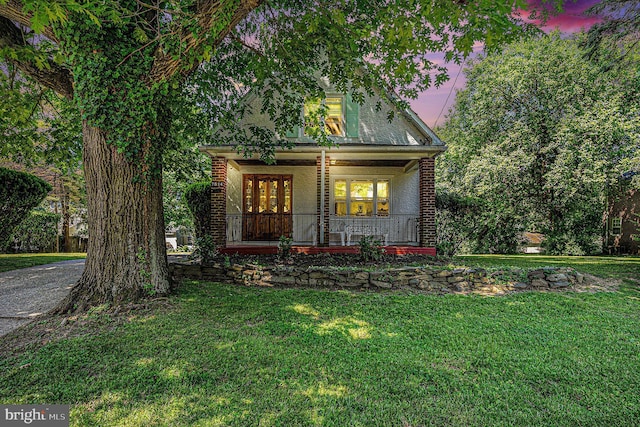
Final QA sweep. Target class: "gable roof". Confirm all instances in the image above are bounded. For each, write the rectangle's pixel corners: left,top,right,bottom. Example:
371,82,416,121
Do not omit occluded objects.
224,75,445,146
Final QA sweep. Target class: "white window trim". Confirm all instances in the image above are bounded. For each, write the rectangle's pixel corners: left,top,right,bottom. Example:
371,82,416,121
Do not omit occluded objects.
330,175,393,217
611,217,622,235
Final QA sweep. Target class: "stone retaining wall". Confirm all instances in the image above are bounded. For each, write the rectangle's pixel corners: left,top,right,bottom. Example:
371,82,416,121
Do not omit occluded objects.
169,262,591,294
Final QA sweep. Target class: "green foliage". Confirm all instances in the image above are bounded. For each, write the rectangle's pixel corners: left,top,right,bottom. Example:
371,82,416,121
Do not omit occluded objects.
277,235,294,263
190,235,218,265
437,33,640,255
183,181,211,239
0,67,82,169
163,142,210,233
583,1,640,67
436,190,524,255
436,191,480,256
0,167,51,250
6,210,60,253
358,235,384,262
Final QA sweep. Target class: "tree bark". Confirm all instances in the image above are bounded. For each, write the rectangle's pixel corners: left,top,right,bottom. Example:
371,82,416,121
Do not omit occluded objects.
54,122,170,313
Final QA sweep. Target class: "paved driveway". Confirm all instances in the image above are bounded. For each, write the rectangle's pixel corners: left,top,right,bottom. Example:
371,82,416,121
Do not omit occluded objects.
0,259,85,336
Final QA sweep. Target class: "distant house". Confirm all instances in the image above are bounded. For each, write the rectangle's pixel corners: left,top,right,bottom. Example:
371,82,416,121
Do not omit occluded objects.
605,184,640,255
522,232,545,254
199,79,446,254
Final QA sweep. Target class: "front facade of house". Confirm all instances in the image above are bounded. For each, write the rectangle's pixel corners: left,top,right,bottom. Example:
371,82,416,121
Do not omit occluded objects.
200,84,445,254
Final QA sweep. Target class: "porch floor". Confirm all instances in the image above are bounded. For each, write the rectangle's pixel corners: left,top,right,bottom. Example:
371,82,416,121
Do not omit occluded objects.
219,245,436,256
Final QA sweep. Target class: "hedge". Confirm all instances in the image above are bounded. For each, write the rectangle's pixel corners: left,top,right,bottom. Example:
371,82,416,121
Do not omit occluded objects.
0,167,51,250
184,181,211,239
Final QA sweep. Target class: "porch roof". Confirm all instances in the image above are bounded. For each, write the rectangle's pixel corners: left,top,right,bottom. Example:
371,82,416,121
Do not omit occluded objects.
200,144,445,168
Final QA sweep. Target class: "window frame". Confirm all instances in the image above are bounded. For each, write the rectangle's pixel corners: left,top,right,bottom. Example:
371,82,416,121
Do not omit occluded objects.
331,176,392,217
303,94,346,137
611,217,622,235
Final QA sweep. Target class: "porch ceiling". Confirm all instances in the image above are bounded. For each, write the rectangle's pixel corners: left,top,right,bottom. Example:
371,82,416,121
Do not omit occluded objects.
199,144,445,162
233,159,410,167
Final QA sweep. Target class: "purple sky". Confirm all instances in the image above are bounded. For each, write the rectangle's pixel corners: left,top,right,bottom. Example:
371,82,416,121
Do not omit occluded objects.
413,0,603,128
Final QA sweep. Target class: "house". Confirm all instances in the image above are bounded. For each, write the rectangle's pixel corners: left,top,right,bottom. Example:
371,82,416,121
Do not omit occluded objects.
522,232,545,254
605,183,639,255
199,81,446,255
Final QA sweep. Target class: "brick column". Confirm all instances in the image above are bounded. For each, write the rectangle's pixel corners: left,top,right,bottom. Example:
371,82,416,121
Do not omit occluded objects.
419,157,436,248
210,157,227,248
316,155,330,246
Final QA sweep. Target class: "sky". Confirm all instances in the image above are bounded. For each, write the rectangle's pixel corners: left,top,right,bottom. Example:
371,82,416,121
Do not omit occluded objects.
413,0,603,128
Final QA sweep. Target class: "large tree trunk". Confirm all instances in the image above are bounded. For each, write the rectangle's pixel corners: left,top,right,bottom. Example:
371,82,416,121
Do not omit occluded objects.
54,122,170,313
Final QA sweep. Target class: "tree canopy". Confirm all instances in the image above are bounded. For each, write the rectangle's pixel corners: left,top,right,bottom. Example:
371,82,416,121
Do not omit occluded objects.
437,32,640,255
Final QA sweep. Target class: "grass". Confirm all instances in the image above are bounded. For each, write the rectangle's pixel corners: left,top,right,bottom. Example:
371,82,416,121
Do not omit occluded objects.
0,253,86,273
1,276,639,426
453,254,640,279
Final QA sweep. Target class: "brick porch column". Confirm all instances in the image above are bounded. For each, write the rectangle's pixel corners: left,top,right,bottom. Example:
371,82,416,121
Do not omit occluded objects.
210,157,227,248
316,155,330,246
419,157,436,248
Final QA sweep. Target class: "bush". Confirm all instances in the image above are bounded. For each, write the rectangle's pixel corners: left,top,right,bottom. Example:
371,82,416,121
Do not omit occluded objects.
184,181,211,239
8,210,60,253
277,235,293,263
435,190,481,256
0,167,51,250
358,236,384,262
190,235,218,264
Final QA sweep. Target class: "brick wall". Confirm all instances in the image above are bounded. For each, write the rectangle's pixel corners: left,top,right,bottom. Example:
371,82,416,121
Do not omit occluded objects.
316,155,330,246
419,157,436,248
210,157,227,248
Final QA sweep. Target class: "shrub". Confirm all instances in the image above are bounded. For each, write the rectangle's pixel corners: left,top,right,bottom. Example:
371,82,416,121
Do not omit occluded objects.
358,236,384,262
277,235,293,263
190,235,218,264
8,210,60,252
0,167,51,250
184,181,211,239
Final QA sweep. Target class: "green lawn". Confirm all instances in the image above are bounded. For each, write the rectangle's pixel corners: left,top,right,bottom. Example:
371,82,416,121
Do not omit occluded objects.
0,253,86,273
2,277,639,426
453,254,640,279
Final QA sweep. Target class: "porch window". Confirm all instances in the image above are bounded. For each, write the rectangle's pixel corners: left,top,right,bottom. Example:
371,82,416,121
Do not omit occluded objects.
334,179,390,217
611,217,622,235
304,96,344,136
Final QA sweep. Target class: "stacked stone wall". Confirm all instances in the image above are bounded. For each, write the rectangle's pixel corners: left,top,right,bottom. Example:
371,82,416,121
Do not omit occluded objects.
170,263,591,294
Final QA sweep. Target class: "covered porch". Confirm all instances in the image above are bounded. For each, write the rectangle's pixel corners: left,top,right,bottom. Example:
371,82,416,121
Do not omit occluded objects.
200,144,442,253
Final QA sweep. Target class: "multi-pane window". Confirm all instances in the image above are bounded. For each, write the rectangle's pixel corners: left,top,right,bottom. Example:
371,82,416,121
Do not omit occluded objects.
611,217,622,235
334,178,390,216
304,97,344,136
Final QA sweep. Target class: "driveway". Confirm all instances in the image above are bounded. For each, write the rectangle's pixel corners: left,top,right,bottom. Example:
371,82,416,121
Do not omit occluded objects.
0,259,85,337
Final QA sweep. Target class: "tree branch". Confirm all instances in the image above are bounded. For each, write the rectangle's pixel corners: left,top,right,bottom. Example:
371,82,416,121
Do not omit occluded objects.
149,0,263,83
0,0,58,42
0,17,73,99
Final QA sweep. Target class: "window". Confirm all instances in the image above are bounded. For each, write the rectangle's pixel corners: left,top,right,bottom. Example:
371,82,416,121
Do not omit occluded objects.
304,96,344,136
334,178,390,217
611,217,622,235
